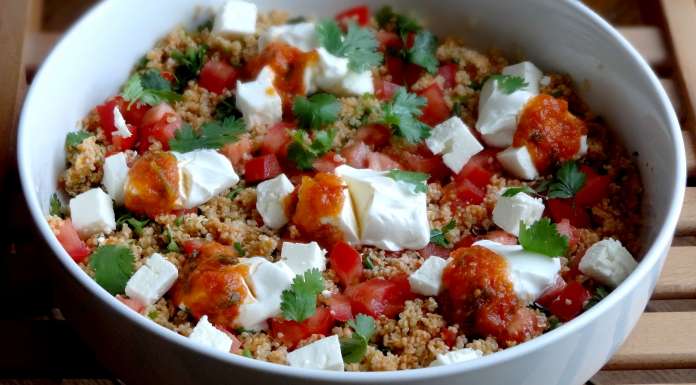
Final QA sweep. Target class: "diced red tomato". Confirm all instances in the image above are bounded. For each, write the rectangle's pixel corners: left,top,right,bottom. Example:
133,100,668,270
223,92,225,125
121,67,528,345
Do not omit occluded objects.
575,166,611,207
341,142,372,168
260,122,293,157
455,149,500,187
228,333,242,354
405,32,416,49
220,136,252,171
443,179,485,206
453,235,475,249
182,239,204,255
417,83,451,126
335,5,370,27
109,124,138,153
345,275,415,318
396,151,449,181
441,327,458,347
199,59,239,94
374,79,400,101
160,71,176,83
327,293,353,322
312,152,345,172
541,281,591,322
555,219,578,250
139,103,182,152
329,242,363,287
376,30,403,52
116,295,145,313
547,198,591,228
366,152,402,171
244,154,282,183
438,63,458,89
114,96,149,128
404,63,424,87
479,230,518,245
419,243,451,259
270,307,334,348
536,276,568,308
55,219,91,263
96,98,119,141
385,55,406,85
356,124,392,148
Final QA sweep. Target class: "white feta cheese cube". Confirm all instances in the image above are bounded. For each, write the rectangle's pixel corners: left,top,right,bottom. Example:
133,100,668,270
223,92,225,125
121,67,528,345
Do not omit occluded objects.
212,0,257,37
313,47,349,90
319,187,360,244
474,240,561,304
280,241,327,275
102,152,129,204
579,238,637,287
112,106,132,138
236,66,283,128
330,70,375,97
189,315,233,353
408,256,449,296
173,150,240,209
476,61,543,147
492,190,545,236
258,22,318,52
429,348,483,366
236,257,295,330
256,174,295,230
286,335,344,371
496,146,539,180
69,188,116,237
335,165,430,251
426,116,484,173
125,253,178,306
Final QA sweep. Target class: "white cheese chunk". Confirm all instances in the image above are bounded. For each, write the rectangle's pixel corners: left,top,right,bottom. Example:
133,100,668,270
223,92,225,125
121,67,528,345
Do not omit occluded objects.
577,135,588,158
426,116,484,173
256,174,294,230
319,187,360,244
496,146,539,180
69,188,116,237
476,61,543,147
236,66,283,128
429,348,483,367
258,22,319,52
125,253,178,306
280,241,327,275
102,152,129,204
579,238,637,287
329,70,375,97
286,335,344,371
492,190,545,236
335,165,430,251
112,106,132,138
212,0,257,37
408,256,449,296
173,150,240,209
189,315,233,353
474,240,562,304
236,257,295,330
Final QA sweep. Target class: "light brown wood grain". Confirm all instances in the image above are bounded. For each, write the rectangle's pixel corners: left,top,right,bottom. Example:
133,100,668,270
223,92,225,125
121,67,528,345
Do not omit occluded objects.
677,188,696,235
653,247,696,299
24,31,60,71
684,131,696,176
662,78,683,121
618,26,670,68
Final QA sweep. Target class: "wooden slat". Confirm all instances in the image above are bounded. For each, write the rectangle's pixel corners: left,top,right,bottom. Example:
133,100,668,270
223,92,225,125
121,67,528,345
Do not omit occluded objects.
592,368,696,385
618,26,670,68
662,78,684,121
24,31,60,71
684,130,696,176
652,247,696,300
605,312,696,370
677,187,696,235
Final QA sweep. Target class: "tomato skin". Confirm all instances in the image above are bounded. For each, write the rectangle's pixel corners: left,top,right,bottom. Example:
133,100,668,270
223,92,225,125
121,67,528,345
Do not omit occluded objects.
455,149,500,188
366,152,402,171
138,103,182,152
327,293,353,322
335,5,370,27
438,63,458,89
356,124,392,148
345,275,415,318
114,96,149,128
374,79,401,102
109,124,138,153
244,154,283,183
479,230,518,245
417,84,451,126
547,198,591,228
329,242,363,286
116,294,145,313
341,142,372,168
453,235,475,249
260,122,293,157
220,136,252,171
575,166,611,207
376,30,403,52
419,243,451,259
55,219,91,263
270,307,334,348
199,60,239,94
541,281,591,322
555,219,578,250
536,276,567,307
96,98,119,141
312,152,345,172
443,179,485,206
385,55,406,85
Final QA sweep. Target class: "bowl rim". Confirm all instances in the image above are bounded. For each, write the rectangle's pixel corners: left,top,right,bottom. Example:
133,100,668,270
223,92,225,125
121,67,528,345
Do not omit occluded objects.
18,0,686,382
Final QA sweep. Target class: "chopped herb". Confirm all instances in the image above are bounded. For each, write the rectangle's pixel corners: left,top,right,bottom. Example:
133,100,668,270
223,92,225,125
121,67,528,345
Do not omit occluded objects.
489,74,529,95
407,30,439,74
585,286,610,309
214,95,242,120
147,310,159,320
242,348,253,358
49,193,64,218
280,269,324,322
430,220,457,247
501,186,537,198
174,216,184,226
196,17,214,32
116,214,150,236
227,186,243,200
122,69,181,107
169,118,246,153
362,255,374,270
375,6,421,39
452,102,463,117
547,161,587,199
381,87,430,143
286,16,307,24
235,327,251,334
548,316,562,330
65,131,91,149
234,242,246,257
340,314,376,363
518,218,568,258
533,179,553,194
316,20,382,72
292,93,341,130
287,129,335,170
386,169,429,193
89,245,135,295
165,226,179,253
171,45,207,92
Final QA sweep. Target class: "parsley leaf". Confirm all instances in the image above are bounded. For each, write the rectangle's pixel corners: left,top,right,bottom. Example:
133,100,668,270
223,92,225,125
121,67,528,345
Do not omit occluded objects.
387,169,429,193
65,131,91,149
165,226,179,252
227,186,243,200
292,93,341,130
381,87,430,143
362,254,374,270
375,6,421,39
171,45,207,92
430,220,456,247
489,74,529,95
49,193,64,218
584,286,609,310
547,161,587,199
122,69,181,107
287,129,335,170
340,314,376,363
316,20,382,72
169,118,246,152
242,348,253,358
280,268,324,322
214,95,242,120
89,245,135,295
234,242,246,257
502,186,537,198
116,214,150,236
408,31,439,74
518,218,568,257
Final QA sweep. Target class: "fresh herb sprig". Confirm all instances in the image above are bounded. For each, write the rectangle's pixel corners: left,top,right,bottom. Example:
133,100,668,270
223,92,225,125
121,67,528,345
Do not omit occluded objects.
340,314,376,363
280,269,324,322
89,245,135,295
287,129,335,170
292,93,341,130
489,74,529,95
122,69,181,107
518,218,569,257
169,118,246,153
116,214,150,236
375,6,421,39
381,88,431,143
544,161,587,199
501,186,537,198
65,131,91,149
430,220,457,247
171,45,208,92
49,193,64,218
387,169,429,193
408,31,439,74
316,20,382,72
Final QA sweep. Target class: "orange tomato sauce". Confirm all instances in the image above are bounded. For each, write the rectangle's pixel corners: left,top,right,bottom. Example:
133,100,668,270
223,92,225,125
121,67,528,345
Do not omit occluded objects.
514,94,587,173
123,151,180,218
291,173,346,246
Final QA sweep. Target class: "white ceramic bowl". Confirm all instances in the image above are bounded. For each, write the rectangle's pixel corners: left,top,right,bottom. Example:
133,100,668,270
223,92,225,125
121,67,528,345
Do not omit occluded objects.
19,1,685,384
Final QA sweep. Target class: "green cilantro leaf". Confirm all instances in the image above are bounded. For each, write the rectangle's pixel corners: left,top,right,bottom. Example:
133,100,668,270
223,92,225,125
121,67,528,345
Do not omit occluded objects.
287,16,307,24
381,87,430,143
214,95,242,120
502,186,537,198
375,6,421,39
518,218,569,257
49,193,64,218
280,268,324,322
242,348,253,358
430,220,457,247
408,31,439,74
89,245,135,295
292,93,341,130
362,254,374,270
116,214,150,236
287,129,335,170
387,169,429,193
147,310,159,319
348,314,376,339
122,69,181,107
340,314,376,363
196,17,214,32
234,242,246,257
489,74,529,95
584,286,610,310
65,131,91,149
169,118,246,153
165,226,179,252
227,186,243,200
547,161,587,199
171,45,207,92
316,20,382,72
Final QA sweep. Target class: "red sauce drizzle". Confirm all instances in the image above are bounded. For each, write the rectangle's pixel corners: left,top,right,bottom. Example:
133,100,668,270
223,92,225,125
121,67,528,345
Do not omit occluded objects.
124,151,179,218
291,173,346,247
